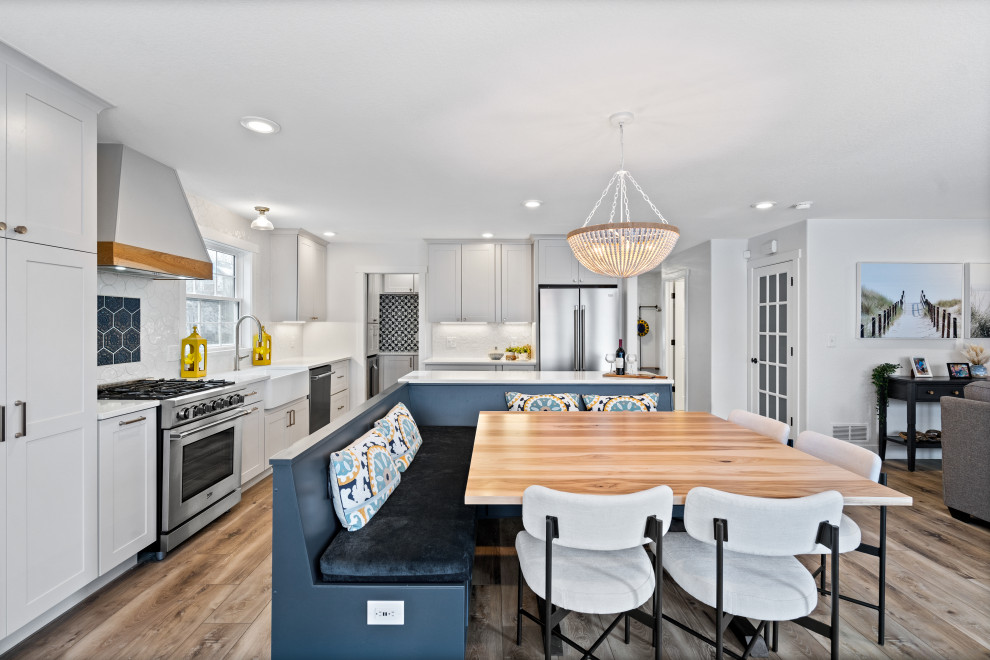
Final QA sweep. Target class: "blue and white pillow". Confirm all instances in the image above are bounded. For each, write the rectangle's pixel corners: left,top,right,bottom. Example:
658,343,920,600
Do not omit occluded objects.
505,392,581,412
329,429,401,531
582,393,660,412
374,402,423,471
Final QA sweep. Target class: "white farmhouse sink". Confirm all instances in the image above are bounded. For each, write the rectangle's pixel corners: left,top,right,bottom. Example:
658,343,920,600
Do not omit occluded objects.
260,367,309,409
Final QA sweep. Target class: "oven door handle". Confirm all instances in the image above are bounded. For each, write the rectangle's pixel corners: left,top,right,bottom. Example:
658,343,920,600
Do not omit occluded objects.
169,408,251,439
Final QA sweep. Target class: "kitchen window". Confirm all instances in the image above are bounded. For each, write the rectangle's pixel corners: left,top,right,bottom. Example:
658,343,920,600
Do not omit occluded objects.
186,246,244,347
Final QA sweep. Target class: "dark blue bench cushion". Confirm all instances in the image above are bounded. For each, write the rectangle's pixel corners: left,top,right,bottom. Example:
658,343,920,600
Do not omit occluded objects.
320,426,477,583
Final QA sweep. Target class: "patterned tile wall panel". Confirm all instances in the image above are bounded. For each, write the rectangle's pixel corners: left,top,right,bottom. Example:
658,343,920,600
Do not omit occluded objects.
379,293,419,352
98,296,141,365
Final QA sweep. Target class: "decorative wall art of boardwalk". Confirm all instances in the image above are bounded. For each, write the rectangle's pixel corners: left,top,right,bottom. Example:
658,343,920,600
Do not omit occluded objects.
858,263,963,339
969,263,990,338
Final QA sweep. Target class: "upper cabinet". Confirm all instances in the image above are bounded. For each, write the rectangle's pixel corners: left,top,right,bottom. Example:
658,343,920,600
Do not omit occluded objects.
383,273,418,293
536,238,616,285
367,274,382,323
3,59,102,253
270,230,328,322
427,242,532,323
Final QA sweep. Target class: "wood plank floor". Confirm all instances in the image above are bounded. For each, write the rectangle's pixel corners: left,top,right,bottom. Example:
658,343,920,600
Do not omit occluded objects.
7,460,989,659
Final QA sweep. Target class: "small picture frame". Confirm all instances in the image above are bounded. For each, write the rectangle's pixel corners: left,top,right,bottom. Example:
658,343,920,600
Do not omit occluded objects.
947,363,971,379
911,357,933,378
970,364,989,378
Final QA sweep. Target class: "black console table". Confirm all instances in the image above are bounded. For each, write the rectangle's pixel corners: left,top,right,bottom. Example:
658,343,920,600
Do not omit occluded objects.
880,375,972,471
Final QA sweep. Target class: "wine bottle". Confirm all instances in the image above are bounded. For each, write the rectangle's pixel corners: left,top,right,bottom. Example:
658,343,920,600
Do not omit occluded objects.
615,338,625,375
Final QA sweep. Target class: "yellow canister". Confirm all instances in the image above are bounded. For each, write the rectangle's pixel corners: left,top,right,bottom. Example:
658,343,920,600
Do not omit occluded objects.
252,326,272,365
180,325,208,378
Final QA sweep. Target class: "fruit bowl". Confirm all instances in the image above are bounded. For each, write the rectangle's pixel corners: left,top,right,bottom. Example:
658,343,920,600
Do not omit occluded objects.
487,351,503,360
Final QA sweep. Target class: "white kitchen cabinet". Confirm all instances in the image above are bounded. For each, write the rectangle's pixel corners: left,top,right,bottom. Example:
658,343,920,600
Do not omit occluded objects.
499,243,533,322
537,238,616,285
264,396,310,460
270,230,328,322
367,274,382,323
330,360,350,395
461,243,496,322
383,273,417,293
239,387,266,484
427,242,498,322
5,66,99,254
0,236,5,640
427,243,461,322
330,391,350,421
98,409,156,576
4,240,97,632
381,354,418,390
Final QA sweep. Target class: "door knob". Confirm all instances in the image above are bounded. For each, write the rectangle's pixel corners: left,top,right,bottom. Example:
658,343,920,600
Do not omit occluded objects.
13,226,27,234
750,358,758,364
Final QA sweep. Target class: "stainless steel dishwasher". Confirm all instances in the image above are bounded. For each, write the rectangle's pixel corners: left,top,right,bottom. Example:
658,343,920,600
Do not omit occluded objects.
309,364,334,433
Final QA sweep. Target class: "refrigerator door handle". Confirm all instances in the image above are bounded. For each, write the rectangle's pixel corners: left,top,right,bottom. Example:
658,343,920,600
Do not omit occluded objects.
580,306,586,371
573,306,581,371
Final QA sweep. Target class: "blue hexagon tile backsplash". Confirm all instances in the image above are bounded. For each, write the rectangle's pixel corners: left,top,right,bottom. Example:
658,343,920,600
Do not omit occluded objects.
98,296,141,365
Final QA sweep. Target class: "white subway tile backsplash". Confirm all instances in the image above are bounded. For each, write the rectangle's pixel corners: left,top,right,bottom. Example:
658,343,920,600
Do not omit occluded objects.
431,323,535,358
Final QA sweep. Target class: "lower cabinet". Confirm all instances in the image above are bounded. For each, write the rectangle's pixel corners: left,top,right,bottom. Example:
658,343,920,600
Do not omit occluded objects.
381,354,418,390
98,410,157,576
239,388,266,484
265,396,310,460
330,390,350,421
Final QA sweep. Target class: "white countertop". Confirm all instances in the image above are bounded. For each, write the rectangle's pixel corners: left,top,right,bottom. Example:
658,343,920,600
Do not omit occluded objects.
399,370,673,385
423,356,537,365
210,355,354,384
97,400,159,421
272,355,352,369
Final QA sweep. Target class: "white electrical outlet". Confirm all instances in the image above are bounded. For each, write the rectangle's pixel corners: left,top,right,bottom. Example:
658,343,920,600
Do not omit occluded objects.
446,337,456,349
825,334,836,348
367,600,404,625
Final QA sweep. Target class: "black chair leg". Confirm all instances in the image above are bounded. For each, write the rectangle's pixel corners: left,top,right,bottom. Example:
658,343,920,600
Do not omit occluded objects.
624,613,630,644
819,554,826,591
772,621,778,652
516,560,523,646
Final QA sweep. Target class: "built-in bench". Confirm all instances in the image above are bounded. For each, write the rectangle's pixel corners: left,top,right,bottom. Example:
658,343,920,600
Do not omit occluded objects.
270,379,673,659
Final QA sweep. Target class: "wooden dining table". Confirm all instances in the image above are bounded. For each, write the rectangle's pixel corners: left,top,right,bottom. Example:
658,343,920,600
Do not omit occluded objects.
464,411,912,506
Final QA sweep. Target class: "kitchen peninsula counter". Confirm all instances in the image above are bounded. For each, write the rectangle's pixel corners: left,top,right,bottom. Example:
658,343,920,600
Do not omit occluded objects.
399,370,672,385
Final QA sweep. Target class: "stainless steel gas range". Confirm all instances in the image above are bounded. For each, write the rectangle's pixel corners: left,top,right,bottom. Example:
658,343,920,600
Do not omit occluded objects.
98,379,252,557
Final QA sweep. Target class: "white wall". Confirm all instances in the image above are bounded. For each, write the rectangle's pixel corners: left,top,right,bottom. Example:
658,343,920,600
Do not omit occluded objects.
709,239,749,418
662,241,712,411
803,218,990,453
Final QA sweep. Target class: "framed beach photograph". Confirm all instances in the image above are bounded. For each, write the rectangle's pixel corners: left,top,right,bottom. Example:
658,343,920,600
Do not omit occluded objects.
970,364,989,378
858,263,964,339
968,263,990,338
946,363,971,379
911,356,933,378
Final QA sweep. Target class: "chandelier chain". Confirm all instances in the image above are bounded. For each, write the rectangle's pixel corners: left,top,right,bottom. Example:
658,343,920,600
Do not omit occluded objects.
583,172,619,227
625,171,668,223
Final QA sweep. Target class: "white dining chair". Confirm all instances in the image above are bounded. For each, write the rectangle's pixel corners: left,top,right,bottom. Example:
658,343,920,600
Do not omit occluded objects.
660,487,845,660
795,430,888,645
516,485,673,660
728,409,790,444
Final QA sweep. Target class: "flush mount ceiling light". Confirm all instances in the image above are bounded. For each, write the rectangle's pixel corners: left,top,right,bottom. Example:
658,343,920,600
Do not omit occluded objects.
751,201,776,210
567,112,679,278
523,200,543,209
792,201,814,210
250,206,274,231
481,232,494,238
323,231,336,237
240,116,281,134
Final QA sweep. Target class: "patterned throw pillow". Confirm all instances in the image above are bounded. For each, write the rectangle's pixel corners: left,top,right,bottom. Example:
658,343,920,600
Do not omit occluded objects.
374,402,423,471
505,392,581,412
329,429,401,531
582,393,660,412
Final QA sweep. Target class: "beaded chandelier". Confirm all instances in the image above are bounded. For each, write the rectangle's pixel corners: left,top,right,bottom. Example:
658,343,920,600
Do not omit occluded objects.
567,113,679,278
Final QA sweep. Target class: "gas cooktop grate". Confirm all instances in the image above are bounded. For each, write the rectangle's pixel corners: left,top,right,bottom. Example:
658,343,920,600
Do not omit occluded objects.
97,378,235,400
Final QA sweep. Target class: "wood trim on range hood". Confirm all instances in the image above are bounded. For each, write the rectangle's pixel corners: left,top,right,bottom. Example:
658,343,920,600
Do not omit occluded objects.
98,241,213,279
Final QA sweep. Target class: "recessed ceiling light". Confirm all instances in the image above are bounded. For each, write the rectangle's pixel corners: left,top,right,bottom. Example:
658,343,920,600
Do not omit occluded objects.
481,232,494,239
323,231,336,237
751,201,776,210
240,116,281,134
523,200,543,209
792,201,814,210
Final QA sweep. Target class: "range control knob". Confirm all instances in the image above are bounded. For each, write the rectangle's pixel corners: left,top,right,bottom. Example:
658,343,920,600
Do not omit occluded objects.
196,404,209,416
177,408,190,420
227,395,240,406
211,400,221,411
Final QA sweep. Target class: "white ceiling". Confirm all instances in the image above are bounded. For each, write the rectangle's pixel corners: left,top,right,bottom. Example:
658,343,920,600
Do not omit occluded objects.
0,1,987,251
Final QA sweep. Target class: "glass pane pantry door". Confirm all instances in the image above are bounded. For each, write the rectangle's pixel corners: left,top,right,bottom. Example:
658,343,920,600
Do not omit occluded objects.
751,262,796,435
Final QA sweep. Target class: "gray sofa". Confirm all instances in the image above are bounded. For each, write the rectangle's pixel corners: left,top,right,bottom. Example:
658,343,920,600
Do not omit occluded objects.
940,380,990,523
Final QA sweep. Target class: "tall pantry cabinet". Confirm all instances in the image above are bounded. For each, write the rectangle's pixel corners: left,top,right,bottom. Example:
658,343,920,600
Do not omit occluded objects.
0,46,105,641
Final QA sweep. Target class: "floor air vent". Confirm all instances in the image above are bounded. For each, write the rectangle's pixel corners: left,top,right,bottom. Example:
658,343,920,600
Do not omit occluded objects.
831,423,870,447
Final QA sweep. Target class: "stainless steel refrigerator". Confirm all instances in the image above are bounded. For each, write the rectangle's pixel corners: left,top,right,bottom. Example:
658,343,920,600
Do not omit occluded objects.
539,286,620,372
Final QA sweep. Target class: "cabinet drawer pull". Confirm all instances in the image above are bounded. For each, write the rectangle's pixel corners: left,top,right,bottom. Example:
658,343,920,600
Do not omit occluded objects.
249,407,259,414
927,390,935,395
336,374,344,379
1,404,5,442
953,390,960,395
13,225,27,234
244,391,258,397
119,416,147,426
0,221,6,231
337,405,345,411
14,401,26,438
